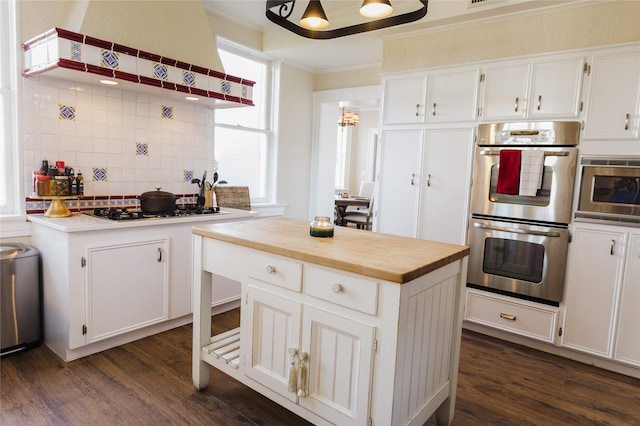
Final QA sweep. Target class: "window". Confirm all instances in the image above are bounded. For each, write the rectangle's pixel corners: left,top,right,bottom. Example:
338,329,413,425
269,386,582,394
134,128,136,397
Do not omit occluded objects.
215,39,273,204
0,0,20,219
335,127,351,190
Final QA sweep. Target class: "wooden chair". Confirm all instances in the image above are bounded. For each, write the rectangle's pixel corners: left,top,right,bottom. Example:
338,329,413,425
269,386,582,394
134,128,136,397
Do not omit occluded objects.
342,191,374,230
213,186,251,210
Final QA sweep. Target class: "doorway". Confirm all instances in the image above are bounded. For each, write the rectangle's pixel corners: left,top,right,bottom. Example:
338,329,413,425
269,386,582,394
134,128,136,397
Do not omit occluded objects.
308,86,380,220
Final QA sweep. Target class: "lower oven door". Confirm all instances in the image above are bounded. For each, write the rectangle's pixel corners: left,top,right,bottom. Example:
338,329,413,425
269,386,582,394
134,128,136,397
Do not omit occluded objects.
467,216,570,305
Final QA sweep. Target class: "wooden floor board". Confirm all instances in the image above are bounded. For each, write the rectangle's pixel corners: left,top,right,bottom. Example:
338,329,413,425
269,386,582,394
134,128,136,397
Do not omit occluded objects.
2,309,639,425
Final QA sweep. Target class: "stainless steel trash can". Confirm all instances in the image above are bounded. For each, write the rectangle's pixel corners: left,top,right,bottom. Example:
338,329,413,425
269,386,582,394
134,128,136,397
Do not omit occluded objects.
1,243,42,357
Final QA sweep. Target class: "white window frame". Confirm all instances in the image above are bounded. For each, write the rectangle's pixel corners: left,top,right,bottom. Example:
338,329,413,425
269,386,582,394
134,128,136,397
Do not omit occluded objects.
0,0,27,237
215,38,275,205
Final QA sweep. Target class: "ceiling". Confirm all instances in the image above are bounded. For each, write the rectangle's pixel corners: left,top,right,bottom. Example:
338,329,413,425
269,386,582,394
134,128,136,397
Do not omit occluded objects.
202,0,587,73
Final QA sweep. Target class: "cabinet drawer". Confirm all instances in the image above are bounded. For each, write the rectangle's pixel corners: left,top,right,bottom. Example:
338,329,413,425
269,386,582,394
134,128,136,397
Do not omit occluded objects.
305,265,379,315
248,252,302,292
465,290,558,343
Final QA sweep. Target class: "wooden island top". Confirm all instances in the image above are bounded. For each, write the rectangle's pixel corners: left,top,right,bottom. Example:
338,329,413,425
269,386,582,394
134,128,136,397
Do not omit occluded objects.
192,216,469,283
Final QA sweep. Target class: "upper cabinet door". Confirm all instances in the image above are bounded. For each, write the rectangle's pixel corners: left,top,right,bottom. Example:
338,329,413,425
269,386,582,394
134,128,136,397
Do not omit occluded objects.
529,56,586,119
482,62,530,121
382,74,428,124
426,69,481,123
585,50,640,140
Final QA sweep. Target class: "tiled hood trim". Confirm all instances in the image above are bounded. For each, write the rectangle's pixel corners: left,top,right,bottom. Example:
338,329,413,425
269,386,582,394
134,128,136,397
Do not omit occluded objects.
22,28,255,106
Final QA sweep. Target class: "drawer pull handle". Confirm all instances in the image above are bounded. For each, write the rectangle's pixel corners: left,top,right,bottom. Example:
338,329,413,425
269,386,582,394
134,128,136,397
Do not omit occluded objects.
332,284,343,293
266,265,276,274
500,313,517,321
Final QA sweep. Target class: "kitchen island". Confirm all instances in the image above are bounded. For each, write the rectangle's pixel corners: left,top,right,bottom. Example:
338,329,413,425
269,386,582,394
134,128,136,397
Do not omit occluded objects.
192,217,469,426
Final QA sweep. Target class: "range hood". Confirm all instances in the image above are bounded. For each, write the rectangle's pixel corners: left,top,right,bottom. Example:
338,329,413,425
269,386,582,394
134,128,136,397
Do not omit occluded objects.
21,0,253,107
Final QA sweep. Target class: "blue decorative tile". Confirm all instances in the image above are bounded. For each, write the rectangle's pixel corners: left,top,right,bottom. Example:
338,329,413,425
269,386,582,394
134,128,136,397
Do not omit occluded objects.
59,104,76,120
71,42,82,61
221,80,231,94
136,142,149,156
154,63,168,80
93,167,108,181
183,71,196,87
183,170,193,181
161,105,173,119
101,50,119,69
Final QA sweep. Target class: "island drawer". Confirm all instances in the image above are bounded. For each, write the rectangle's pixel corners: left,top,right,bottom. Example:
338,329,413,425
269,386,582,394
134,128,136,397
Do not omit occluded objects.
248,252,302,292
465,290,559,343
304,265,379,315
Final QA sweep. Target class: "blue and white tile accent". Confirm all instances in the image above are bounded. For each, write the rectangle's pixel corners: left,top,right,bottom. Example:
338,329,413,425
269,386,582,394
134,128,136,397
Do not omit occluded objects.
153,63,168,80
161,105,173,119
93,167,108,182
183,71,196,87
221,80,231,94
101,49,119,69
58,104,76,120
136,142,149,156
71,42,82,61
183,170,193,181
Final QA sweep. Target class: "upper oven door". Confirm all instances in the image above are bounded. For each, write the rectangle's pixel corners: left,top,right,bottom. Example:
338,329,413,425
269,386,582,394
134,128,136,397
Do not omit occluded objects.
470,146,578,224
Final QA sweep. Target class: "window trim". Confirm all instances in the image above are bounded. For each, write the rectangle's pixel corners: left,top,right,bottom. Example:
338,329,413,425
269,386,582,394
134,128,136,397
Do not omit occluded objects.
215,37,275,205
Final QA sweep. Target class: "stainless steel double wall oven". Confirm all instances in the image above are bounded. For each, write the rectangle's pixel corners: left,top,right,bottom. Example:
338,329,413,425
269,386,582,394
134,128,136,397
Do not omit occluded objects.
467,121,580,306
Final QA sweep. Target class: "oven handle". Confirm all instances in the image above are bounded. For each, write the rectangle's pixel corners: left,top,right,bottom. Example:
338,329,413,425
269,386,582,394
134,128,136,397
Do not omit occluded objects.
473,222,562,237
479,150,570,157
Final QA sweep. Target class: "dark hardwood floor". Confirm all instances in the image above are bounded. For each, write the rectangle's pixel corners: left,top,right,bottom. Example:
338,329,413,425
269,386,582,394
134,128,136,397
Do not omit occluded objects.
2,308,639,425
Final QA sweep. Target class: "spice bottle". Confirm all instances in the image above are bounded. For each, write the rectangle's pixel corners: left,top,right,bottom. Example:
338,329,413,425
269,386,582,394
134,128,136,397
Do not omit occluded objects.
76,171,84,195
36,175,51,196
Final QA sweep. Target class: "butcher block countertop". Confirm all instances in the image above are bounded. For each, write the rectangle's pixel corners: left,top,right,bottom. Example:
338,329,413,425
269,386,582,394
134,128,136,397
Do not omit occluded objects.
192,217,469,283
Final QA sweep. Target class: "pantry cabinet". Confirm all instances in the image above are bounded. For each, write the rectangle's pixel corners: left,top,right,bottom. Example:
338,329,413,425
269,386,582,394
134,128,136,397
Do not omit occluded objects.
84,239,169,344
481,55,586,121
376,127,474,245
584,48,640,140
562,224,640,367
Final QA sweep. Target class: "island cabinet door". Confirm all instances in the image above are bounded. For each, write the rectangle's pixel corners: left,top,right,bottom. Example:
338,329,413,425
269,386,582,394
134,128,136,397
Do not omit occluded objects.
244,285,302,402
299,306,375,426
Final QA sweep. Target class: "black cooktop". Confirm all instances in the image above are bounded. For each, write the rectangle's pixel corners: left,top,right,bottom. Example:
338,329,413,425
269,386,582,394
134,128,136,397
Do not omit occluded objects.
88,205,221,220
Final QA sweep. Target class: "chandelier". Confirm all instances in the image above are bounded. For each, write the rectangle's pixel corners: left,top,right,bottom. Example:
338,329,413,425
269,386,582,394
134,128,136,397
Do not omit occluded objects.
266,0,429,39
339,108,360,127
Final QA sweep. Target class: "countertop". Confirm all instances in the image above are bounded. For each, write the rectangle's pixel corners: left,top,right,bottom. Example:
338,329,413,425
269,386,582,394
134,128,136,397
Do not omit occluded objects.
192,217,469,283
28,208,258,233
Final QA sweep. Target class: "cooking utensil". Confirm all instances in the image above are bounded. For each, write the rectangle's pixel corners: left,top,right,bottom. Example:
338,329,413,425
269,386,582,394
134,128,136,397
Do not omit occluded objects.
139,188,177,213
197,171,207,206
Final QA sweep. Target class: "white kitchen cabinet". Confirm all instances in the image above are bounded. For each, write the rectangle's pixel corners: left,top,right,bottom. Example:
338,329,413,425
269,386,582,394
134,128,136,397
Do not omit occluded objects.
481,55,586,121
614,232,640,367
562,225,627,358
425,68,480,123
376,127,474,245
376,128,423,238
381,73,428,124
85,239,169,344
418,128,474,245
584,48,640,140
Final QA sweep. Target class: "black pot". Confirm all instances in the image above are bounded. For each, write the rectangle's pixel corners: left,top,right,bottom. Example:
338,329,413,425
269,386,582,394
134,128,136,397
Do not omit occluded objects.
139,189,177,213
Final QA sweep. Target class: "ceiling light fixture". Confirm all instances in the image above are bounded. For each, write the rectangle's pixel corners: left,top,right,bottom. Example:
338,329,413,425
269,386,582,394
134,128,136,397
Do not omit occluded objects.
339,107,360,127
266,0,428,39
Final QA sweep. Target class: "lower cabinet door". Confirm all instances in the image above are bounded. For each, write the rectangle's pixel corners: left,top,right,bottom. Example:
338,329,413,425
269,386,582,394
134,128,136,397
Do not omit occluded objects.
299,306,375,426
614,233,640,367
84,239,169,345
244,285,302,402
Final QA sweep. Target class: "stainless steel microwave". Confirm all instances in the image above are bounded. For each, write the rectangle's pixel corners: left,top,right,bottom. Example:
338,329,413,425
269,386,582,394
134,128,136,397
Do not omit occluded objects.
575,157,640,226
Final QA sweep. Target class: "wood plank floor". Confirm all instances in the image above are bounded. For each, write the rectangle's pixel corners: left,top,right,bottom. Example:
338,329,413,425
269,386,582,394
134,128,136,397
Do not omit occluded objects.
2,308,639,425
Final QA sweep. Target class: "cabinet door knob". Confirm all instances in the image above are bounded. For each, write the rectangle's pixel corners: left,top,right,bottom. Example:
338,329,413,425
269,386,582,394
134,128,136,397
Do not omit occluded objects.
157,247,162,262
332,284,343,293
610,239,615,256
266,265,276,274
410,173,416,186
537,95,542,111
427,174,431,187
415,103,420,117
514,97,519,112
625,113,630,130
432,102,436,116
